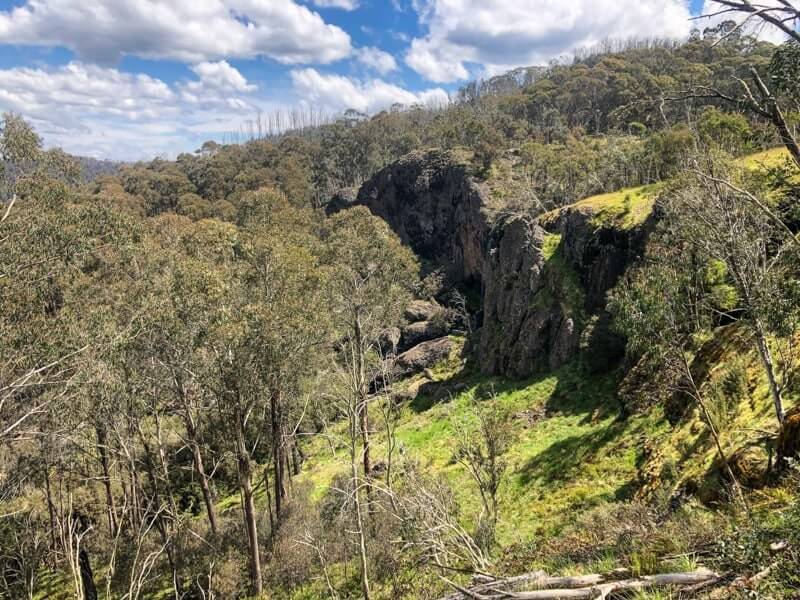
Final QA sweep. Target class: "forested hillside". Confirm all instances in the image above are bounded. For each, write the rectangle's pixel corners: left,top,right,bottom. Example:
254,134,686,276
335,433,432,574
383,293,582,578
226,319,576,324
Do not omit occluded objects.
2,22,800,600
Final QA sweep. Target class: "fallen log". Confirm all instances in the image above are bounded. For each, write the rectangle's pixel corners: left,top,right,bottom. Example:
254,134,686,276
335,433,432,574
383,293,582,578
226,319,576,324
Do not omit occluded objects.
441,571,548,600
443,568,719,600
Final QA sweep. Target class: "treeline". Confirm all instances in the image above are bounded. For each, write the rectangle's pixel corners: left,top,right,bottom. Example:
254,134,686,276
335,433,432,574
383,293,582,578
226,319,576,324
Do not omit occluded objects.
90,30,790,220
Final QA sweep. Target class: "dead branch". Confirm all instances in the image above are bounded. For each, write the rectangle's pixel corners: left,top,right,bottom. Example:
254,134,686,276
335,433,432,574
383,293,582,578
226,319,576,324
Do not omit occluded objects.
441,568,720,600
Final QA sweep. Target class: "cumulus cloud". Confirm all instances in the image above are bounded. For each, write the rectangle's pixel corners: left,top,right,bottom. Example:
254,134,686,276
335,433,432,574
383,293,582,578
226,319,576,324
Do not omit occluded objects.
0,61,260,159
355,47,399,75
406,0,695,83
311,0,360,9
189,61,256,93
290,68,449,113
0,0,352,64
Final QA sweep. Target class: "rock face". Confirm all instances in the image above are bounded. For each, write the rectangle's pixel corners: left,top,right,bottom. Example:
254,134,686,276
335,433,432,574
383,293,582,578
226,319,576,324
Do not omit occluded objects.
478,215,579,376
336,149,652,378
343,149,490,282
545,205,652,312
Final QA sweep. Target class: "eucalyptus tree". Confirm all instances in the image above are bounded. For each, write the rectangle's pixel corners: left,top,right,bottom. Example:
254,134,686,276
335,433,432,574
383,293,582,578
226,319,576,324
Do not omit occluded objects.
321,207,418,600
235,189,329,523
135,214,224,537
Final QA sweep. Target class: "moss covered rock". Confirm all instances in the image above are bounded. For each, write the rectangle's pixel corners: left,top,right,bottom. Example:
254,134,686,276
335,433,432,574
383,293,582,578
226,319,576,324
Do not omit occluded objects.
778,406,800,462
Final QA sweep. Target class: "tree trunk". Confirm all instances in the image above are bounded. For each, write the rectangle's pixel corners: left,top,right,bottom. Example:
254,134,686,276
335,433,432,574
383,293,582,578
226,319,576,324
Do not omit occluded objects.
181,411,219,535
753,320,786,427
360,401,373,511
43,463,58,559
351,437,371,600
95,427,118,538
78,548,97,600
263,466,275,538
749,67,800,169
354,319,373,509
270,391,287,519
236,425,262,597
137,427,179,593
191,439,219,536
443,569,719,600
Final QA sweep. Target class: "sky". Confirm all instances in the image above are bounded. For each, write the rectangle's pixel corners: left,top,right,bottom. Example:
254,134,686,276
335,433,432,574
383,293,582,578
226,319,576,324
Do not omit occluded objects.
0,0,783,160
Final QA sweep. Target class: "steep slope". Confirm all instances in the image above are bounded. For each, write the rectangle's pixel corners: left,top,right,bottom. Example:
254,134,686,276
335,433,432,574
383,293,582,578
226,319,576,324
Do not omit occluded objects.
332,149,657,378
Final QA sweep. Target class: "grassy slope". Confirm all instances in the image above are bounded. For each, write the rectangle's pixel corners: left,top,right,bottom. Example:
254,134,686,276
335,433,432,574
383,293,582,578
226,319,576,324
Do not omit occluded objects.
286,147,798,596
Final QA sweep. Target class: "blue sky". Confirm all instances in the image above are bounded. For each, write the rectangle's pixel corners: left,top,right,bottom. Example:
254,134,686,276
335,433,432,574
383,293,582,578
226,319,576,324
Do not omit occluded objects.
0,0,763,160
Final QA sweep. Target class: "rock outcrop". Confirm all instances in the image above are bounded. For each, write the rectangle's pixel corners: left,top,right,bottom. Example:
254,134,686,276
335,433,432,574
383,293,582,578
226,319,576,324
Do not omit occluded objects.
401,320,450,350
478,215,580,376
325,187,360,215
337,149,491,283
404,300,441,323
395,337,456,376
543,203,653,312
334,149,654,378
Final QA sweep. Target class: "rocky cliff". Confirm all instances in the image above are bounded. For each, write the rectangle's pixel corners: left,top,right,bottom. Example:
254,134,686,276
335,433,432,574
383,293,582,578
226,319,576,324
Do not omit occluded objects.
340,149,491,283
331,150,654,378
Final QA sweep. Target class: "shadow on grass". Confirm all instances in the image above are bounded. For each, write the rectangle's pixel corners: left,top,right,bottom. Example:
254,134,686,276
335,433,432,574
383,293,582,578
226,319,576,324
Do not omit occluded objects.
409,360,624,421
517,422,624,487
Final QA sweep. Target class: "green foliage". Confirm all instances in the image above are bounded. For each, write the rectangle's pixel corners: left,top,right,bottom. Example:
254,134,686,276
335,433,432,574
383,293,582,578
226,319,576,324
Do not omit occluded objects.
697,107,754,154
4,39,800,598
0,111,41,164
769,41,800,102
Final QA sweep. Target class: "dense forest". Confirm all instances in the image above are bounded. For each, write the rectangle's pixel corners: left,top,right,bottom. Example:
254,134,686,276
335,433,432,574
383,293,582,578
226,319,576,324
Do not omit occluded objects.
2,13,800,600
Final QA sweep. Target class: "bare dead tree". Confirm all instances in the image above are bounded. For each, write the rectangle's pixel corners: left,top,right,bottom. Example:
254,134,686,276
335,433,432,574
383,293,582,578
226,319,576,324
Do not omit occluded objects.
700,1,800,44
670,66,800,168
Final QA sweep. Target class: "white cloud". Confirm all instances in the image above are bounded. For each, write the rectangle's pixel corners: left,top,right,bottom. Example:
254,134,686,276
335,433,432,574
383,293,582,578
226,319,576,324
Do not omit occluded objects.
0,61,260,160
355,47,399,75
697,1,790,44
189,61,256,93
0,0,352,64
290,68,449,113
406,0,694,83
311,0,360,9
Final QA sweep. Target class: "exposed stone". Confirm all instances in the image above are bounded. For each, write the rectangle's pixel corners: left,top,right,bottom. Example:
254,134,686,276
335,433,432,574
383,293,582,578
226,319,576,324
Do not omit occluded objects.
333,149,655,379
543,204,653,312
395,337,455,376
777,406,800,463
404,299,441,323
401,320,449,350
478,215,580,376
343,149,491,283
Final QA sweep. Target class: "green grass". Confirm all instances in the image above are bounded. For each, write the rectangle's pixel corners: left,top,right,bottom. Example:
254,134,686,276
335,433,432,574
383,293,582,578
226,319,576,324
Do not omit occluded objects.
542,233,562,260
571,184,660,230
25,147,800,600
296,361,666,546
539,148,795,235
739,147,791,170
